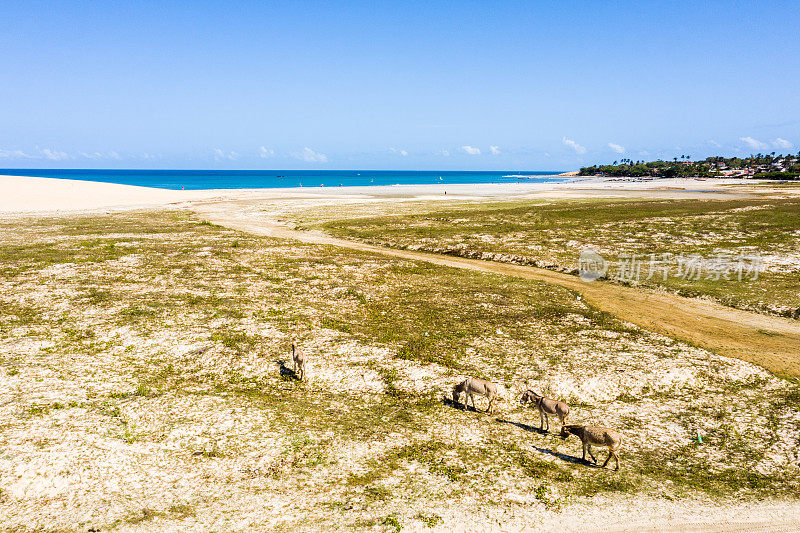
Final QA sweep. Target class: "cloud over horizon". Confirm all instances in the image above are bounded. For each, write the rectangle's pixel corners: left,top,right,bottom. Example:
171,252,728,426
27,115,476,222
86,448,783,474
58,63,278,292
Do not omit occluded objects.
79,151,109,160
0,148,32,159
607,142,625,154
213,148,240,161
0,134,796,169
39,148,70,161
1,146,77,161
389,147,409,156
291,147,328,163
562,137,586,154
740,136,768,150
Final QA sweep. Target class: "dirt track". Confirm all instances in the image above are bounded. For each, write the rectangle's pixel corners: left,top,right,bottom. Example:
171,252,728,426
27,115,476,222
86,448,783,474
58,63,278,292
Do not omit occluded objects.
195,202,800,379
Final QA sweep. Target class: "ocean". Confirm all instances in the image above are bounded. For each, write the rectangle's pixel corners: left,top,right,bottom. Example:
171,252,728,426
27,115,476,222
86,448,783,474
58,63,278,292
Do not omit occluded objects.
0,169,565,190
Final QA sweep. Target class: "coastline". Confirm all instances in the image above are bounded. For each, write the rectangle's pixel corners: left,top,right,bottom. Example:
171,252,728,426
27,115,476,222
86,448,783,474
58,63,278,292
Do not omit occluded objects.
1,173,789,216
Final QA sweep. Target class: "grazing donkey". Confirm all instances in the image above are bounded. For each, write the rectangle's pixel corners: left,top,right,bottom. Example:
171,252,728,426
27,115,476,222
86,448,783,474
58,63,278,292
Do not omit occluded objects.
520,390,570,432
452,378,501,414
560,425,623,471
291,341,307,381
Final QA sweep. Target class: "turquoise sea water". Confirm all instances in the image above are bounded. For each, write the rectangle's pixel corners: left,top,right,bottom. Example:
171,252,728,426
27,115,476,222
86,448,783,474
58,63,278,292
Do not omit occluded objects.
0,169,565,190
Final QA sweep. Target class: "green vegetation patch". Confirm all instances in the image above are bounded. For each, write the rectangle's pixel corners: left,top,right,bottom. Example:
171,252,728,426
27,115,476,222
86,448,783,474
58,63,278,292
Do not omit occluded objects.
321,197,800,318
1,208,799,532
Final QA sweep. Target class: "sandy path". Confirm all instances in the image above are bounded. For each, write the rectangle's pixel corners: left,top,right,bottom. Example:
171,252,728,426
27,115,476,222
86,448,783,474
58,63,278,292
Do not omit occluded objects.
194,201,800,378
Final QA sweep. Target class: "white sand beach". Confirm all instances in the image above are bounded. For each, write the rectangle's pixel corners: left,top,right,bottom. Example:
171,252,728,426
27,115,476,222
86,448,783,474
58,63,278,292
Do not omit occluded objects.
0,174,787,215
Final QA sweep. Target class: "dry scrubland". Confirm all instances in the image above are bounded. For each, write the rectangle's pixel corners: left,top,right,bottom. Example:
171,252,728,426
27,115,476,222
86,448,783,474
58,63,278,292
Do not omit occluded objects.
1,211,800,531
316,196,800,319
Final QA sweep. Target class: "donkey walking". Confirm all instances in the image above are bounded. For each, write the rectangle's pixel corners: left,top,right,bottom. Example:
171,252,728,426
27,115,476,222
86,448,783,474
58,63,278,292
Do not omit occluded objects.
520,390,569,431
453,377,501,414
291,341,307,381
560,425,623,471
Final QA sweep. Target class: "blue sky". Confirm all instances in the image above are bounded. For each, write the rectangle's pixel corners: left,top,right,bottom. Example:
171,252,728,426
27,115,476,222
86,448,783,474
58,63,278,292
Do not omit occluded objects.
1,0,799,170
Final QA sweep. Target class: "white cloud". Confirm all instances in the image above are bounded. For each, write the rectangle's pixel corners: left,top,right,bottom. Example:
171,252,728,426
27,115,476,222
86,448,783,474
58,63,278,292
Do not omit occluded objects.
77,150,122,160
213,148,239,161
389,147,408,156
489,145,501,155
291,147,328,163
773,138,793,149
0,148,32,159
38,148,69,161
708,140,722,148
1,147,125,161
460,145,481,155
562,137,586,154
740,136,768,150
437,149,450,157
258,146,275,158
607,142,625,154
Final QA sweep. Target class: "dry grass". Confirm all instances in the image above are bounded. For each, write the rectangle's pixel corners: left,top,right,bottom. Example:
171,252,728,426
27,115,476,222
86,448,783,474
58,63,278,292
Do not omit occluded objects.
1,210,799,531
319,197,800,319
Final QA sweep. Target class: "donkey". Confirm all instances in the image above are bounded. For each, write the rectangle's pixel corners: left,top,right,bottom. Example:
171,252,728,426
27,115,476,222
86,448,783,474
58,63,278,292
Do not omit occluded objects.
452,377,501,414
291,341,307,381
560,425,623,471
520,390,570,432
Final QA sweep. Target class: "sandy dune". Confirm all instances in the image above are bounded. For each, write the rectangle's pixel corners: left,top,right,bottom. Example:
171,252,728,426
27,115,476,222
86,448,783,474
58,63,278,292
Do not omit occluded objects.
0,174,185,213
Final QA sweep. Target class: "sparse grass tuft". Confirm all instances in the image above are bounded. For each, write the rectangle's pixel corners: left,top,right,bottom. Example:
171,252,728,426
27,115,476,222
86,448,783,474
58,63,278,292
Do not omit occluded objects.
417,513,442,527
211,330,259,353
382,514,401,532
